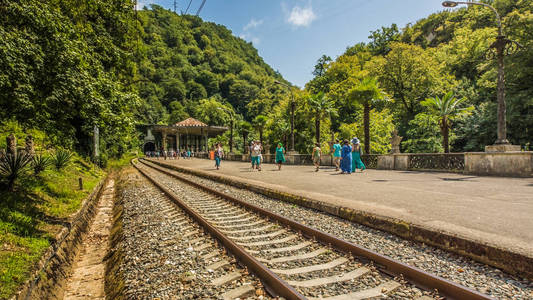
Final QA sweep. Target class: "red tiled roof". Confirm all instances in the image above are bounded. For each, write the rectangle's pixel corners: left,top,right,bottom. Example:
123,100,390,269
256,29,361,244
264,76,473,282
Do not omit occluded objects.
174,117,208,127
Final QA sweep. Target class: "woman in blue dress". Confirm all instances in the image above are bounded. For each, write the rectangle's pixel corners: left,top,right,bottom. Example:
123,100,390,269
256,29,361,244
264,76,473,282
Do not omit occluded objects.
340,139,352,174
351,138,366,173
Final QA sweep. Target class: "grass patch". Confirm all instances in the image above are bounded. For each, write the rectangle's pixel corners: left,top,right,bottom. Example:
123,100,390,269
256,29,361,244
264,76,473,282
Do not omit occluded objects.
0,155,104,299
106,152,138,171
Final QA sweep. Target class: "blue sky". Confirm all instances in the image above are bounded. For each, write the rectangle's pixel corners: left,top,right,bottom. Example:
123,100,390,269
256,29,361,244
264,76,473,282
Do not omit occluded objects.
138,0,448,87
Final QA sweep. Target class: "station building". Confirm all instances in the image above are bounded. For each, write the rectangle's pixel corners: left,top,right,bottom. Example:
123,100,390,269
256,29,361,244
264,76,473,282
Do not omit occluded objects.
141,118,227,153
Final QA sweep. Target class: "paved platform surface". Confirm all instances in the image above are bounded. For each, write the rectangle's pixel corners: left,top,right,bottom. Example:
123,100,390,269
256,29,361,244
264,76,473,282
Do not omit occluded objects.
152,158,533,257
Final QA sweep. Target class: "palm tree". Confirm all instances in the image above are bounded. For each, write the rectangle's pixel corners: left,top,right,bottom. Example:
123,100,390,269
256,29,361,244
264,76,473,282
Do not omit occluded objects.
348,77,382,154
239,120,252,154
252,115,268,144
422,91,474,153
308,92,337,144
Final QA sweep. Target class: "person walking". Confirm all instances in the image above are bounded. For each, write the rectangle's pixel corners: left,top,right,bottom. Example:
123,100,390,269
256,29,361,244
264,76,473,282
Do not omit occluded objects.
332,140,342,171
214,143,224,170
275,142,286,170
312,142,321,172
340,139,352,174
251,141,262,171
351,138,366,173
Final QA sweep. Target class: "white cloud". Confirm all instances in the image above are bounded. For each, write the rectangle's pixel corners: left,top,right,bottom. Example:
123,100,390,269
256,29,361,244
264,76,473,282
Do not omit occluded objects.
135,0,154,10
244,18,264,31
287,5,316,27
239,33,260,45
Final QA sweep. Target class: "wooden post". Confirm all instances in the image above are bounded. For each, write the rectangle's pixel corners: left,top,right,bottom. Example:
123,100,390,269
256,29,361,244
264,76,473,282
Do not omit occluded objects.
78,178,83,190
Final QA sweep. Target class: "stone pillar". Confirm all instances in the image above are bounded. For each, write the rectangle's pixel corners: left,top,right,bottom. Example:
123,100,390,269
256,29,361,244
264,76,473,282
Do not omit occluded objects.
176,133,180,152
6,134,16,155
195,135,199,152
205,134,208,152
25,135,34,156
162,132,167,152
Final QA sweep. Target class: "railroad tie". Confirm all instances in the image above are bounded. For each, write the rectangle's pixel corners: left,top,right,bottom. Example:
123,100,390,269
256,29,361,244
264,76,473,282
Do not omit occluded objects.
219,224,273,234
286,267,370,287
307,281,401,300
236,234,297,247
228,229,286,241
206,259,230,271
258,248,328,263
271,257,348,275
221,284,256,300
211,271,241,286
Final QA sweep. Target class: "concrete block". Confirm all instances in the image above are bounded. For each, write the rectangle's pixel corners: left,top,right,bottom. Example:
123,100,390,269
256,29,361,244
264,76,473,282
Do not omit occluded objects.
377,155,394,170
464,152,533,177
393,154,409,170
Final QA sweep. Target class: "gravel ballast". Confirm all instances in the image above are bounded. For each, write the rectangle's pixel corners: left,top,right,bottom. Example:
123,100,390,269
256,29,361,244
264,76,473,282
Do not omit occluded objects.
141,160,533,299
117,169,268,299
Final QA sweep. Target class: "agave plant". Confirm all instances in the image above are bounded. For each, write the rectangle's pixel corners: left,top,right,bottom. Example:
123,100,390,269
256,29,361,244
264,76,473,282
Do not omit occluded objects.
32,153,52,175
0,150,32,191
53,149,73,170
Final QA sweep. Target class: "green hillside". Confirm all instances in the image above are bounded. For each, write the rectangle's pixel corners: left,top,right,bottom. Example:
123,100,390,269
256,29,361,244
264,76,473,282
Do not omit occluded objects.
135,5,287,126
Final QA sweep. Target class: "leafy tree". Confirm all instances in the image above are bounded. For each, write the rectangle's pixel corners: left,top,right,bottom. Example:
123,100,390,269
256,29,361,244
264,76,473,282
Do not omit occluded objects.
252,115,268,144
194,98,231,126
308,92,336,143
402,113,443,153
312,55,332,77
368,24,400,55
347,77,383,154
422,92,473,153
338,109,394,154
370,42,455,135
168,101,189,124
239,120,253,153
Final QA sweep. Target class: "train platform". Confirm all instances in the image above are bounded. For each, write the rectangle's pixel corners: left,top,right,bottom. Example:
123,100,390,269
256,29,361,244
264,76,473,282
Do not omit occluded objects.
147,158,533,267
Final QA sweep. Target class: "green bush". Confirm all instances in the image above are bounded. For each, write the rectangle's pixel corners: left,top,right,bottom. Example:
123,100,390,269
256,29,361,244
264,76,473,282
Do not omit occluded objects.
0,151,32,191
52,149,73,170
32,154,52,175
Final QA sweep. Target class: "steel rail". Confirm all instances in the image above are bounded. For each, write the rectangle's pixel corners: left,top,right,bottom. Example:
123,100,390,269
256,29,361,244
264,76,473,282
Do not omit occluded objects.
139,158,494,300
132,160,306,300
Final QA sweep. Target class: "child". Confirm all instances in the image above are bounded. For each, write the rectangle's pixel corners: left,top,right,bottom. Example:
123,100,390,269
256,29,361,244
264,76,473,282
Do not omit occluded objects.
312,142,321,172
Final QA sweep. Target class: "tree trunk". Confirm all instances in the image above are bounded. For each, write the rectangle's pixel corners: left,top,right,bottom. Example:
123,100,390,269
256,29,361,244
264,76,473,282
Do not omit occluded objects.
259,129,263,144
442,116,449,153
315,113,320,143
243,132,248,154
364,102,370,154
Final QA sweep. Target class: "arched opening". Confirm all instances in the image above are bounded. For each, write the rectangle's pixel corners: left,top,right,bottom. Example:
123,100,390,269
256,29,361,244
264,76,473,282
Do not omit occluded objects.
143,142,155,153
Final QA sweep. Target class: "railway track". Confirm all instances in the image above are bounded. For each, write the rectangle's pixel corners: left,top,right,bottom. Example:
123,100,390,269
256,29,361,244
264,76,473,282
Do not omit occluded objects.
134,159,493,300
119,169,269,299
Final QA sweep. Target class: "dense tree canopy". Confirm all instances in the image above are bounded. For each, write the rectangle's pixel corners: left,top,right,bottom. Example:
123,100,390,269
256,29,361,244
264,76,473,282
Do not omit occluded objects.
1,0,531,156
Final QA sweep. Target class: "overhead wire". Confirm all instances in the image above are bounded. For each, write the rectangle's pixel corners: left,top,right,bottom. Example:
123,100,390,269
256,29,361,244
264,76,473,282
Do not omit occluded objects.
185,0,193,14
196,0,206,16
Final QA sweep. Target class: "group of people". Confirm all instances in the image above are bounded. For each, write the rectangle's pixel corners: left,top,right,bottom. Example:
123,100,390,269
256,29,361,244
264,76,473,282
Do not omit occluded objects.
211,137,365,174
333,138,366,174
145,149,194,160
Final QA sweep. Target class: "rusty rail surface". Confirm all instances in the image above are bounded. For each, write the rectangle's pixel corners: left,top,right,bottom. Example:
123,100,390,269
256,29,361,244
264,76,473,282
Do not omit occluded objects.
132,161,306,300
138,158,494,300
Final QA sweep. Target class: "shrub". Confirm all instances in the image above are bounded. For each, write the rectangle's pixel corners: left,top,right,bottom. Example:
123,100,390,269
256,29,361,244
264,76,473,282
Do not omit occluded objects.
32,154,51,175
53,149,73,170
0,151,32,191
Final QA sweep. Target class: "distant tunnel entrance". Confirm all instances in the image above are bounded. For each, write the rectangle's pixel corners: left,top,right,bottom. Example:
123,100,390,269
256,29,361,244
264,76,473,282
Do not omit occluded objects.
143,142,155,153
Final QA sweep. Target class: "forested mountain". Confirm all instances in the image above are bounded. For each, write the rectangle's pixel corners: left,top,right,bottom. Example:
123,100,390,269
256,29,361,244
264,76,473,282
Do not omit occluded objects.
0,2,289,157
135,5,287,126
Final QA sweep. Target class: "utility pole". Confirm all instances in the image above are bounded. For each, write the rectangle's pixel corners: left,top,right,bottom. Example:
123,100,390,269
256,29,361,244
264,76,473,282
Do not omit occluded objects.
442,1,523,152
